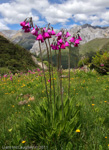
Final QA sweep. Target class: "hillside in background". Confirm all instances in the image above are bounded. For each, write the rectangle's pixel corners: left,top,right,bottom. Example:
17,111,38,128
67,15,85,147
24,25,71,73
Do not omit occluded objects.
79,38,109,56
1,24,109,53
43,38,109,69
0,35,37,74
11,31,36,50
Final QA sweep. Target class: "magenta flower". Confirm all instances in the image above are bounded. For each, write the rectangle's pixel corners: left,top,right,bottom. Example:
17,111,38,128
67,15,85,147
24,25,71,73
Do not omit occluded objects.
51,29,56,35
56,31,62,37
100,63,104,66
47,29,52,35
28,70,31,73
74,43,78,47
51,45,56,50
60,43,66,49
10,76,12,81
20,21,26,27
65,41,70,47
75,39,80,44
57,36,61,40
3,74,7,78
23,28,30,32
36,34,43,41
65,32,71,37
43,32,50,39
48,79,51,82
41,39,44,43
69,37,75,43
78,36,82,41
58,39,63,44
37,68,40,72
31,28,38,36
22,22,31,32
25,22,31,28
51,44,59,50
43,27,46,31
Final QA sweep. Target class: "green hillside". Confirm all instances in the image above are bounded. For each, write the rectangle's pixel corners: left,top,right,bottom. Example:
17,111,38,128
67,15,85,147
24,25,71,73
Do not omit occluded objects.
43,38,109,69
79,38,109,57
0,35,37,74
43,46,80,69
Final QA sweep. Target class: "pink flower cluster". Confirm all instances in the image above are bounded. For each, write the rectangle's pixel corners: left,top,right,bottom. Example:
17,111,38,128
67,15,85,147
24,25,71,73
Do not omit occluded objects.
100,63,104,67
20,21,31,33
51,30,82,50
3,74,7,78
20,17,82,50
20,19,56,43
10,76,12,81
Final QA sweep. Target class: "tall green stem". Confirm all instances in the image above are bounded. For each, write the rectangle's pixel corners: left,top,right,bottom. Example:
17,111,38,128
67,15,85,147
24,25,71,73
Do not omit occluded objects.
48,39,55,104
45,40,52,104
59,48,64,118
38,41,49,101
68,44,71,99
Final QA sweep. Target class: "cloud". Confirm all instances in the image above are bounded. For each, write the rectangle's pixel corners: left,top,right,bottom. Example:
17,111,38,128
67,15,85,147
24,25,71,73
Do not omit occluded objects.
0,0,109,30
0,19,10,30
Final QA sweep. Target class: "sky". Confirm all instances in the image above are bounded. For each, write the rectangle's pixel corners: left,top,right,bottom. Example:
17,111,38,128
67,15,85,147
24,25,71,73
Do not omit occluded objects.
0,0,109,30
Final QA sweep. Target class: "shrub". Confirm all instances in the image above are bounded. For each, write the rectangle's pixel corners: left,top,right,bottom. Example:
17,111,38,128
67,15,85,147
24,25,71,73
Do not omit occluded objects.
78,57,90,67
90,52,109,75
0,67,11,75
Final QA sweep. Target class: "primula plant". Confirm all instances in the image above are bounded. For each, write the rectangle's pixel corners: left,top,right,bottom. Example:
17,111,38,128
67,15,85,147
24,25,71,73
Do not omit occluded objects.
20,17,82,148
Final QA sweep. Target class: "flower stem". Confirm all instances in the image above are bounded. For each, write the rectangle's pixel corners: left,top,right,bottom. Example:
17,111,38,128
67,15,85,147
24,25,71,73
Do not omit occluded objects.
45,40,51,104
48,39,55,104
38,41,49,101
59,48,64,118
68,44,71,99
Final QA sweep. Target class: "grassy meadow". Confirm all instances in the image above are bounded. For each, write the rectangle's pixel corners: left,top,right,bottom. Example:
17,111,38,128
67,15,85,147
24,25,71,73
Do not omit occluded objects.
0,69,109,150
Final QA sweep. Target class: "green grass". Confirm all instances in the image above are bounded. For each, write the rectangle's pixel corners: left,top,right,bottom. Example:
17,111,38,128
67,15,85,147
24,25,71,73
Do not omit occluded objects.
0,70,109,149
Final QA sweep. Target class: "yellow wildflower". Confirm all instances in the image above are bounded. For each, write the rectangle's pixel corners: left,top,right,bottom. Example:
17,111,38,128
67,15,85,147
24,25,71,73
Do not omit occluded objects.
76,129,80,132
8,128,12,132
104,101,107,103
22,141,26,144
105,137,107,138
92,104,95,106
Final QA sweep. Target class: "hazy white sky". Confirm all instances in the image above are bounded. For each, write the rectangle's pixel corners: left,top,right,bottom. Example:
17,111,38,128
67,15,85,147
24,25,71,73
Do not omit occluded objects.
0,0,109,30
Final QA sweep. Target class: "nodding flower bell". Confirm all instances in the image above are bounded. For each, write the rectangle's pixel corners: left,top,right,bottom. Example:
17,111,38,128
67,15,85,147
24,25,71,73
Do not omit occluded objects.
78,36,82,41
36,34,43,41
51,29,56,35
60,43,66,49
56,31,62,37
31,28,38,36
74,43,78,47
58,39,63,44
47,29,52,35
43,32,50,39
20,21,26,27
69,37,75,43
22,22,31,32
65,41,70,47
75,39,80,44
65,32,71,37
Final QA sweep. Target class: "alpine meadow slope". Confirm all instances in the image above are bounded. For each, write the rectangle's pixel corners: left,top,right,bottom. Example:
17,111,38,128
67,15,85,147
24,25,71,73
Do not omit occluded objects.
0,35,37,74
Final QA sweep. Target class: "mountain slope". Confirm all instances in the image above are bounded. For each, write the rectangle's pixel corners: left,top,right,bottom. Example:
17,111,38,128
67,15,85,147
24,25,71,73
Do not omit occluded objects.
1,24,109,53
43,38,109,69
0,35,37,73
79,38,109,56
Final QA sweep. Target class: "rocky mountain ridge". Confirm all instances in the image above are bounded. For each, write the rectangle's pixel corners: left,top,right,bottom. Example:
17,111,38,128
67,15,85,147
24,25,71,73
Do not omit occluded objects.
0,24,109,55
